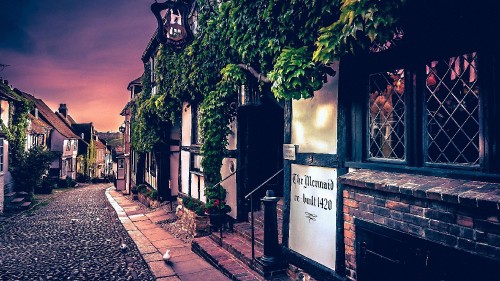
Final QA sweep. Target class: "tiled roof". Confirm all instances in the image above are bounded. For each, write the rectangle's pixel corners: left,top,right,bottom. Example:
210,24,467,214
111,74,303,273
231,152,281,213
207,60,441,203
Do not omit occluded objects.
28,113,52,134
0,83,20,101
56,112,73,128
142,30,159,62
95,139,107,149
17,91,80,139
127,77,142,90
120,100,135,116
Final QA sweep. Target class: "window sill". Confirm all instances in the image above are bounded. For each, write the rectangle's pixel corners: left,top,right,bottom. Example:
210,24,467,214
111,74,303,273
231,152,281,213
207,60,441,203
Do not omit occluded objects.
190,171,204,177
339,168,500,211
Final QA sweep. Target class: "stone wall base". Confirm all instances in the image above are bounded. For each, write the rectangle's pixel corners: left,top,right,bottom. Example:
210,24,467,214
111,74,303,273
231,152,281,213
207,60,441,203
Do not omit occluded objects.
176,197,210,237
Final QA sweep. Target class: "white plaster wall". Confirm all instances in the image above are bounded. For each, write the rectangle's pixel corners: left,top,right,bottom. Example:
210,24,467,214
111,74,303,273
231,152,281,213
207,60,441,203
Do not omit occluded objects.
221,158,237,219
0,100,9,126
227,118,237,150
3,142,13,194
180,151,190,194
190,174,199,199
292,62,339,154
181,102,192,147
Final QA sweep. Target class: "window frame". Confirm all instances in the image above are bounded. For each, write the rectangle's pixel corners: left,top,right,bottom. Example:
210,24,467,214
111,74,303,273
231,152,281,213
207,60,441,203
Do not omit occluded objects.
0,138,4,172
345,49,499,179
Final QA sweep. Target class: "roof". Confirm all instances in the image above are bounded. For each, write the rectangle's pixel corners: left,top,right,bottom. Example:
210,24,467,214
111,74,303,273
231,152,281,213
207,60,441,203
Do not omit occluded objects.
120,100,134,116
0,82,20,101
95,139,107,149
56,111,73,128
16,91,80,139
142,30,159,62
66,114,77,125
127,77,142,91
28,113,52,134
72,123,93,142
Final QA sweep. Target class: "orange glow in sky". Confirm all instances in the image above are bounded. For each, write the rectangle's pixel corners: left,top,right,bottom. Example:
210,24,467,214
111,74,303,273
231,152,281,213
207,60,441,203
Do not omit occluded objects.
0,0,157,132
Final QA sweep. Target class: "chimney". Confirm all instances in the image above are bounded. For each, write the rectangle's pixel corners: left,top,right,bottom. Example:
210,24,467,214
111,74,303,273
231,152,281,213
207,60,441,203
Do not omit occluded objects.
59,103,67,118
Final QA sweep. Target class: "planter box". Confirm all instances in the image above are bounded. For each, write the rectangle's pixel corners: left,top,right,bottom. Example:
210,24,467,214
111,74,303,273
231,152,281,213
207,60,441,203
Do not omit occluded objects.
176,198,210,237
137,193,159,208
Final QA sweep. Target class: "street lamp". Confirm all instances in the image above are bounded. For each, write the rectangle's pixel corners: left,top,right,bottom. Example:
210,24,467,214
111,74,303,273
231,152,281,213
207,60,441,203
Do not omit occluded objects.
119,124,125,134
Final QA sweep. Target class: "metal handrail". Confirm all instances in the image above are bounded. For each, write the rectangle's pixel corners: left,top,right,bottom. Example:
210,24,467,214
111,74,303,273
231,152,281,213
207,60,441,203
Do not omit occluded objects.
208,165,245,246
244,168,283,261
244,168,283,199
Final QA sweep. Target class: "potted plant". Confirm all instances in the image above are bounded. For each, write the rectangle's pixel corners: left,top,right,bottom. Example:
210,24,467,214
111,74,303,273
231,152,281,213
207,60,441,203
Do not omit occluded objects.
204,185,231,230
131,186,139,200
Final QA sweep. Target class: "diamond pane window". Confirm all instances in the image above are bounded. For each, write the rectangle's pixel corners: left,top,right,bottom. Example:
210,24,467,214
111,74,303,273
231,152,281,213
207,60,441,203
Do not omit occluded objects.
368,69,406,160
425,52,479,165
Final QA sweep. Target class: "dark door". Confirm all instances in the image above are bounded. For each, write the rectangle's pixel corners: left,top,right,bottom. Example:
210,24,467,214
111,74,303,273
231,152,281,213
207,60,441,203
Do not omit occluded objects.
239,95,284,210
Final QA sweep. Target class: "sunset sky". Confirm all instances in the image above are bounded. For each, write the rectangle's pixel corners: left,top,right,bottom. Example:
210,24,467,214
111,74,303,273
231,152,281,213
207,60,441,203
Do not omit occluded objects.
0,0,157,132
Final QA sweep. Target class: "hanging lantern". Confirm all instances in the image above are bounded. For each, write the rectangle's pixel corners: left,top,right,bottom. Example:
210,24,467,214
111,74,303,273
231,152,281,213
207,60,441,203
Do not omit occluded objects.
238,80,261,107
151,0,195,52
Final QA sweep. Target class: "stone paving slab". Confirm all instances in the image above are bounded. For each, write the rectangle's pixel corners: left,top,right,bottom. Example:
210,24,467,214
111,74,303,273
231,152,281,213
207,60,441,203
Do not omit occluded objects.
106,187,230,281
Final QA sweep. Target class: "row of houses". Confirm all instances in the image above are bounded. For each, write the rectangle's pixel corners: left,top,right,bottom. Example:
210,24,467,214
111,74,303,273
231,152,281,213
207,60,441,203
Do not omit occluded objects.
0,80,111,213
118,1,500,280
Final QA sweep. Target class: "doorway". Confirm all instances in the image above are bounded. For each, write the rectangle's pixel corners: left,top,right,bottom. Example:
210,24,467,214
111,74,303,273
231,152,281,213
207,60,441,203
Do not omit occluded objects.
238,95,284,217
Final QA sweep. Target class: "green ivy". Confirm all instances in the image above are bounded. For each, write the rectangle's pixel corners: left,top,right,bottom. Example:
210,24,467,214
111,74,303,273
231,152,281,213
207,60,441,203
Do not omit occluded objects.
269,47,326,100
314,0,406,63
131,0,405,193
199,69,239,184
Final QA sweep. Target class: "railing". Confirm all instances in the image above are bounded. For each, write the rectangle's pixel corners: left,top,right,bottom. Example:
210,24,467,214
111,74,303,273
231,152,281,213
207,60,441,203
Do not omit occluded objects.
244,168,283,261
207,165,245,246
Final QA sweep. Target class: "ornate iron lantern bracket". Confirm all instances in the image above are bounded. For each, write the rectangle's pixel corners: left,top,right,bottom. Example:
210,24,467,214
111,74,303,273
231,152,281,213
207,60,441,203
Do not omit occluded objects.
151,0,196,52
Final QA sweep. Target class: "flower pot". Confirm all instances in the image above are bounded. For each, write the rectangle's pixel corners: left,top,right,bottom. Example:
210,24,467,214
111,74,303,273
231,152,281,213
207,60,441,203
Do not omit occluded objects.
209,213,226,231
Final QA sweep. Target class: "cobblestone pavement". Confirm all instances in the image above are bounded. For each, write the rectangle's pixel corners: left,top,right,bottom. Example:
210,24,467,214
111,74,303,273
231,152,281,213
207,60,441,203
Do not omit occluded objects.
0,184,155,281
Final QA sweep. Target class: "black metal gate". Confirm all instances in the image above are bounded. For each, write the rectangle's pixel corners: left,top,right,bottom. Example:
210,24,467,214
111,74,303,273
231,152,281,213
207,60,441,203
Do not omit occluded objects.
355,219,500,281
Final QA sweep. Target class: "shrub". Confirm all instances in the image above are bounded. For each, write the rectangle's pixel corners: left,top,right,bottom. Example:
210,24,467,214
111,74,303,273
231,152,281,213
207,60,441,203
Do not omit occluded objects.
76,173,90,183
10,146,60,194
149,189,158,200
57,178,68,188
182,197,206,216
35,178,56,194
66,177,77,187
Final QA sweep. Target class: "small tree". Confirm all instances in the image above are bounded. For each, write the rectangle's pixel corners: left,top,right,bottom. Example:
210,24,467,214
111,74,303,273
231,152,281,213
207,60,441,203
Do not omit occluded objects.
10,146,60,195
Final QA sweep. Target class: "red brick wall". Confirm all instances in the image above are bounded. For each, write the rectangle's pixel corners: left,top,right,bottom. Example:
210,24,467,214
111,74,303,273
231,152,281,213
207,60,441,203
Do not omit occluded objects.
342,182,500,281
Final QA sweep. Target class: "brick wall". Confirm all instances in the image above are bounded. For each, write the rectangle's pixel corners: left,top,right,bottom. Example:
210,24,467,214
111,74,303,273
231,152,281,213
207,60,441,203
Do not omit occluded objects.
340,170,500,281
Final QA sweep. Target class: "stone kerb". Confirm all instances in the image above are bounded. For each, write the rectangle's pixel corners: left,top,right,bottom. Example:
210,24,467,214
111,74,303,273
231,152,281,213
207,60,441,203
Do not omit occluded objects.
176,197,210,237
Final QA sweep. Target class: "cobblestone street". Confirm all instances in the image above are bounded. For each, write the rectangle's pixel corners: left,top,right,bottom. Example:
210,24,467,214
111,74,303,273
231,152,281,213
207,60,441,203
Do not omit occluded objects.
0,184,155,280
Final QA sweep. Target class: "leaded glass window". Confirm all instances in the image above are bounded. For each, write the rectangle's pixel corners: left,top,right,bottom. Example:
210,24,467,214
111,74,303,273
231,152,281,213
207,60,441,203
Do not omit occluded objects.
425,52,479,166
368,69,406,160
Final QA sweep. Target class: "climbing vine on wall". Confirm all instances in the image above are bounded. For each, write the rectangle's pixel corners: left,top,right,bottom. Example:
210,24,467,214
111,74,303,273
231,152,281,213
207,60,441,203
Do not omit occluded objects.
314,0,407,63
133,0,406,186
0,87,32,167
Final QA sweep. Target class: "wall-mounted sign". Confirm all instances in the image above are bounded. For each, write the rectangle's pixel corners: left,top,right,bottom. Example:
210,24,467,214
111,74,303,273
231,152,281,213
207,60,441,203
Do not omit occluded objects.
283,144,297,160
289,164,337,270
151,0,195,52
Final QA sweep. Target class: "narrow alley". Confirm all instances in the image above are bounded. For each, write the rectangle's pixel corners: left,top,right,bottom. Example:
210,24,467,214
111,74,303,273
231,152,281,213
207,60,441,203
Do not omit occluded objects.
0,184,154,280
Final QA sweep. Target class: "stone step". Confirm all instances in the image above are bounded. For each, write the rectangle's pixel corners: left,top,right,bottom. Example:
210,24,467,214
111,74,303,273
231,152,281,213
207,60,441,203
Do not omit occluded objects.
10,197,25,204
20,201,32,209
192,236,265,281
5,192,16,199
209,231,263,271
17,191,29,197
233,220,283,249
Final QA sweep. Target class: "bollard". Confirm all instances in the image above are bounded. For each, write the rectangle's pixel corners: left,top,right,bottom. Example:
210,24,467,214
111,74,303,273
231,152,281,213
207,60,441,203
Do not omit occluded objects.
260,190,280,264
